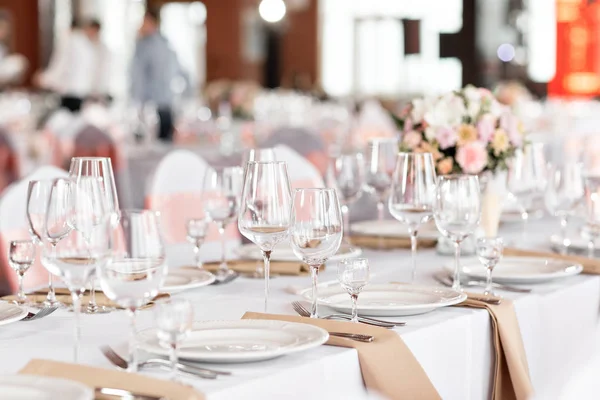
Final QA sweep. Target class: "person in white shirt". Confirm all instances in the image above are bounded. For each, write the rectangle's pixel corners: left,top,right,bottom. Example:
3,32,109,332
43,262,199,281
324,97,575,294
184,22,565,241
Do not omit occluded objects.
35,19,111,112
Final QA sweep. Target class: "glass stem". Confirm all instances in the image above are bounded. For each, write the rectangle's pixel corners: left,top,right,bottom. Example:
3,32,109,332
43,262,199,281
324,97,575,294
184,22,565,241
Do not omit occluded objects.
170,342,178,381
262,250,271,313
560,216,569,254
88,284,98,313
194,241,204,269
588,237,595,259
409,227,418,283
127,308,138,372
17,273,25,304
453,240,462,291
46,243,57,304
350,293,359,323
310,264,320,318
218,224,227,274
521,211,529,245
485,264,493,295
377,201,384,221
341,204,350,240
71,290,83,363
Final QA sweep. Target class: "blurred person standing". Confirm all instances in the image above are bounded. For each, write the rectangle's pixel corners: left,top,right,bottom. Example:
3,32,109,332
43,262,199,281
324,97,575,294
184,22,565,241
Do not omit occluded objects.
36,19,112,112
130,9,186,142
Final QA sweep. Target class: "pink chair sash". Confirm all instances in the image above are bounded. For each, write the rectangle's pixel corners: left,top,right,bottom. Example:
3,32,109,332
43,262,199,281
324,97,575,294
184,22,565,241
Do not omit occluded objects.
0,131,19,194
72,125,126,173
41,129,67,168
0,229,48,296
145,193,240,244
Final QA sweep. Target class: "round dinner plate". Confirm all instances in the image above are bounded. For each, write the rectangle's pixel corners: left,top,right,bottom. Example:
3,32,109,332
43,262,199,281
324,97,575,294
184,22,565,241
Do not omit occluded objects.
550,232,600,253
301,284,466,317
446,256,583,284
0,375,92,400
234,242,362,262
0,302,27,326
161,268,215,293
350,220,439,240
137,319,329,363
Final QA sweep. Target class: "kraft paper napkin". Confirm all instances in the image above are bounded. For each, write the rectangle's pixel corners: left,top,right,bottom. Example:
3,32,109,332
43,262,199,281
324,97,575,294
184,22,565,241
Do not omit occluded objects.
199,260,322,276
350,234,437,250
504,247,600,275
19,359,203,400
243,312,441,400
456,294,533,400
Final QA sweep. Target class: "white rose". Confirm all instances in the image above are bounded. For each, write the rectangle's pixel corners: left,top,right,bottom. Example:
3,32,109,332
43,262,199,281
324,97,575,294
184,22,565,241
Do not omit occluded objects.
424,126,436,141
411,99,425,123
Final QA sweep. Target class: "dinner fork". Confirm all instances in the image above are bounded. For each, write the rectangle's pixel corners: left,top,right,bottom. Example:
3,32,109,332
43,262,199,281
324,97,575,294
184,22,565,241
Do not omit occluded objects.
21,307,58,322
211,272,239,285
100,346,229,379
292,301,404,327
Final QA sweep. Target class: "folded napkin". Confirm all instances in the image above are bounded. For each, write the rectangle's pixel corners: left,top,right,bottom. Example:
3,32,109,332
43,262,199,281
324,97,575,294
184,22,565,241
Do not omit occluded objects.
504,247,600,274
3,289,169,310
199,260,322,276
243,312,440,400
19,359,203,400
455,294,533,400
350,235,437,250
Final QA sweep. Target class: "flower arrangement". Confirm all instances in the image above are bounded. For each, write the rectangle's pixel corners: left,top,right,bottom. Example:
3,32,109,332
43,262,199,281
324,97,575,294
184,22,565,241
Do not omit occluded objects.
494,80,532,107
393,85,526,175
205,79,262,120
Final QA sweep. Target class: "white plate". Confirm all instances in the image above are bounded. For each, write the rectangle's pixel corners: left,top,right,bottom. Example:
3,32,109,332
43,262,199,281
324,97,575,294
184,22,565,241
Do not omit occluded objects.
0,302,27,326
446,256,583,284
0,375,92,400
234,242,362,262
138,319,329,363
550,231,600,252
301,284,466,317
161,268,215,293
350,220,439,240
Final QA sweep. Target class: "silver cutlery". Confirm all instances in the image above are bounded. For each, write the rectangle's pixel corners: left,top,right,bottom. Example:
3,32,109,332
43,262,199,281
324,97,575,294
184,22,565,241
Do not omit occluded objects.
329,332,374,342
292,301,404,328
100,345,228,379
433,274,531,293
211,271,239,285
94,387,166,400
21,307,58,322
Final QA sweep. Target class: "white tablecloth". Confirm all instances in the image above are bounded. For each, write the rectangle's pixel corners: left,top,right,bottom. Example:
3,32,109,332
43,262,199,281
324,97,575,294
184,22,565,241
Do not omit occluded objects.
0,217,598,400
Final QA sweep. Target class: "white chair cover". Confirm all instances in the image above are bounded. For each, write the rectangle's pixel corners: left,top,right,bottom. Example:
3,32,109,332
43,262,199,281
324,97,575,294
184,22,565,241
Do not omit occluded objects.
273,144,325,189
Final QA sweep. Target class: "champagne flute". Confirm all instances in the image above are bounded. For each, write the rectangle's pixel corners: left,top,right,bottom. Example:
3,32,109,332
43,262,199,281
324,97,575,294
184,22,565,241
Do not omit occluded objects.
326,151,365,239
69,157,120,314
98,210,167,372
8,240,36,305
289,188,343,318
364,138,398,221
433,175,481,291
203,166,244,277
388,152,437,282
238,161,292,312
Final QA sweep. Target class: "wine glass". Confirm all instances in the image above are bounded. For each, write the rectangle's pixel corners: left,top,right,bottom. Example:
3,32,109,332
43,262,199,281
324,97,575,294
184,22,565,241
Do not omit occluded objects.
476,237,504,296
238,161,292,312
26,179,63,308
433,175,481,291
544,162,584,253
364,138,399,221
388,152,437,282
326,151,365,239
41,178,111,362
203,166,244,277
584,175,600,257
186,218,208,270
507,143,547,242
289,188,343,318
154,298,194,381
69,157,120,314
8,240,36,305
98,210,167,372
337,258,370,322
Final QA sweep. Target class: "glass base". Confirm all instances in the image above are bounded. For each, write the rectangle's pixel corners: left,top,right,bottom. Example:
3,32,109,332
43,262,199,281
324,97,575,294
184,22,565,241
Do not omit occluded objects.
28,300,67,309
69,304,115,314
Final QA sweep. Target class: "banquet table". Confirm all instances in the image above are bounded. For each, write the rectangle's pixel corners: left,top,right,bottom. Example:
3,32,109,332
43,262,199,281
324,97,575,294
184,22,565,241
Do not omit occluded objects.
1,216,599,400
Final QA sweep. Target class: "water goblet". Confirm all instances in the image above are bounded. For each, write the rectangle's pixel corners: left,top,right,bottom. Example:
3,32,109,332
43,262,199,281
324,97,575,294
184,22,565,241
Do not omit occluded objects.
154,298,194,381
186,218,208,270
8,240,36,305
476,237,504,296
337,258,370,322
364,138,398,221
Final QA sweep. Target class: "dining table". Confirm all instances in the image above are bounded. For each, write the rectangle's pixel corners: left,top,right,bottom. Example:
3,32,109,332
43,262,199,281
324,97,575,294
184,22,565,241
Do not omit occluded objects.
0,214,598,400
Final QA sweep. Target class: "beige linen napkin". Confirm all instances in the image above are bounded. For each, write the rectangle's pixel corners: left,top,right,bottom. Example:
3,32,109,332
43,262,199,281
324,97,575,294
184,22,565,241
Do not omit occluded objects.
243,312,441,400
3,289,169,310
199,260,323,276
504,247,600,274
19,359,203,400
350,235,437,250
456,294,533,400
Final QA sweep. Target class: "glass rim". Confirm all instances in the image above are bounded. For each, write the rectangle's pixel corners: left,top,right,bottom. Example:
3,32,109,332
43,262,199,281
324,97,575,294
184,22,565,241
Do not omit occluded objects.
245,161,287,165
70,157,111,161
397,151,434,158
437,174,479,180
9,239,34,245
338,257,368,264
293,187,336,193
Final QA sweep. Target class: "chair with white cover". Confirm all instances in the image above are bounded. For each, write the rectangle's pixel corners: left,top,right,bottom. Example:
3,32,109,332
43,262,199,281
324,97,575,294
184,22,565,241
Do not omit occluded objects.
273,144,325,189
0,166,68,296
262,127,329,175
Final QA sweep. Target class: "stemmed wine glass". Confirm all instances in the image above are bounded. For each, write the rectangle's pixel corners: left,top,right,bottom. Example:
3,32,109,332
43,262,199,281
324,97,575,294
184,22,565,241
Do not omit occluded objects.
27,179,63,308
69,157,120,314
238,161,292,312
337,258,370,322
203,166,244,277
544,162,584,253
476,237,504,297
326,151,365,239
364,138,398,221
98,210,167,372
388,152,437,282
289,188,343,318
41,178,111,362
433,175,481,291
186,218,208,270
9,240,36,305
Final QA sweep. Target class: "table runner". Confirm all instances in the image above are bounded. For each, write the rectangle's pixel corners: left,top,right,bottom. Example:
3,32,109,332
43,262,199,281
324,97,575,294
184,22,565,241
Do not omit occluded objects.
243,312,441,400
350,235,437,250
504,247,600,274
200,260,315,276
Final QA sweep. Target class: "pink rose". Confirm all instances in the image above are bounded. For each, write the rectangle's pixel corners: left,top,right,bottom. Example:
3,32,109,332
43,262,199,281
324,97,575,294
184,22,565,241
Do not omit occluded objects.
403,117,414,133
402,130,422,149
456,141,489,174
500,112,522,147
435,126,458,150
477,114,496,142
